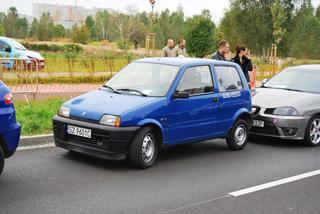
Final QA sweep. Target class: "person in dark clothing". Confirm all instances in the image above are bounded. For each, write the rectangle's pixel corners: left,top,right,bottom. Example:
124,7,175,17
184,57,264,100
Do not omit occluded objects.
231,45,253,85
212,40,230,61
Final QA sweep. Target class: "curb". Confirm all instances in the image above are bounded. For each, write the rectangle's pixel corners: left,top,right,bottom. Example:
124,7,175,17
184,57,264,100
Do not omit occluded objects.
20,134,54,148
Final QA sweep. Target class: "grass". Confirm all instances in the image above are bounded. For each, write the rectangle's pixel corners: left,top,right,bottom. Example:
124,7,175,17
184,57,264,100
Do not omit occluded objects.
15,98,65,136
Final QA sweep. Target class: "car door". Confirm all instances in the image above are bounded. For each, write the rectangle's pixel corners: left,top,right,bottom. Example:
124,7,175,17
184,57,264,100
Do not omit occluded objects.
165,64,220,144
214,65,250,133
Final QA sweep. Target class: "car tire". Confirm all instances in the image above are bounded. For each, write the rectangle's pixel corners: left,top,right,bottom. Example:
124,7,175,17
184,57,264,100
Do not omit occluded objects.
226,119,249,150
127,127,159,169
0,147,4,176
304,115,320,146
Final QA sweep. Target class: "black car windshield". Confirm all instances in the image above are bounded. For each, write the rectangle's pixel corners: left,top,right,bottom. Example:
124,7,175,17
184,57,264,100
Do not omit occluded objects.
105,62,180,97
264,68,320,93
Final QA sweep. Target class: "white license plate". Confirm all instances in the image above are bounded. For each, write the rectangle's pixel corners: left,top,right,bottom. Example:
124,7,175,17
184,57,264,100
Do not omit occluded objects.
67,125,92,139
40,62,45,66
252,120,265,128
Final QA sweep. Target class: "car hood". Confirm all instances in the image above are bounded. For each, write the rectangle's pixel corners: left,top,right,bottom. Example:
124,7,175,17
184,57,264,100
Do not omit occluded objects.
252,88,320,109
65,89,159,121
22,50,44,60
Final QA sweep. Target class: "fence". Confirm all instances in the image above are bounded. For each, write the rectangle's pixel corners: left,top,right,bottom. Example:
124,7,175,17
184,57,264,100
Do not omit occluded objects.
0,58,39,102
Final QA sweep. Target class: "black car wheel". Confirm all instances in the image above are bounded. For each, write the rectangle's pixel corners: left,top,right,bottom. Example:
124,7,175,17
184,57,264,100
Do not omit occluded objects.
305,115,320,146
226,119,249,150
127,127,160,169
0,147,4,176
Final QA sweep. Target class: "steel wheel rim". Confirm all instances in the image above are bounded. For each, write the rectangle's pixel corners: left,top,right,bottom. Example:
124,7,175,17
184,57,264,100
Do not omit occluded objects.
235,125,247,146
310,118,320,145
142,134,155,163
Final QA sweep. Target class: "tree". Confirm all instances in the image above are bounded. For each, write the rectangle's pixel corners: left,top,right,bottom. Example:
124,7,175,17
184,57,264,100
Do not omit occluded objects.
72,25,90,44
37,12,54,41
53,24,66,38
3,7,18,37
95,10,109,41
315,5,320,19
130,21,147,49
15,17,28,38
85,15,97,39
0,24,4,36
186,11,216,57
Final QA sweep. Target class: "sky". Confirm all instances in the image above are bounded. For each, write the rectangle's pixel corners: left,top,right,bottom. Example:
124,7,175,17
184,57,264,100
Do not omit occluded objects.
1,0,320,23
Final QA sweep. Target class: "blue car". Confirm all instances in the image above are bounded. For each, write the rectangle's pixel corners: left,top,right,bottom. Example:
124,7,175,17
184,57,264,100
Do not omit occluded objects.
0,81,21,175
0,37,45,69
53,58,252,168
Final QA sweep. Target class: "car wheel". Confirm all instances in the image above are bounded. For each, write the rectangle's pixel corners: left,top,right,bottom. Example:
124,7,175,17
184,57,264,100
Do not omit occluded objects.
305,115,320,146
128,127,159,169
226,119,249,150
0,147,4,176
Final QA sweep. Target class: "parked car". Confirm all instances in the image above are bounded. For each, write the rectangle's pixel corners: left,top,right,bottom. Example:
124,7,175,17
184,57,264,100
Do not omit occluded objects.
251,65,320,146
53,58,252,168
0,81,21,175
0,37,45,70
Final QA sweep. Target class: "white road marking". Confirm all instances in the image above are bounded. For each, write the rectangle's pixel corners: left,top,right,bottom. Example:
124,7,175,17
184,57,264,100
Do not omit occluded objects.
17,143,55,151
229,169,320,197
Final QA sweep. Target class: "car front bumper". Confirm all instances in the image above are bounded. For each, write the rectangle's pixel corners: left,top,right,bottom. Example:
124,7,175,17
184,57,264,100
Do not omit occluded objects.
53,115,140,160
250,109,310,140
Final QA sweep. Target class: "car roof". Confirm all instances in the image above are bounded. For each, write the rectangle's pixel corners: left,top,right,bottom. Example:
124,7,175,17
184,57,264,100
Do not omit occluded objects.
0,36,15,43
290,64,320,71
134,57,236,67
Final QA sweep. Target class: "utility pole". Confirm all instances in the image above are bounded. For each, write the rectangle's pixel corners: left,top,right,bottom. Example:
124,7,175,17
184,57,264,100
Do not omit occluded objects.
145,0,157,57
74,0,78,25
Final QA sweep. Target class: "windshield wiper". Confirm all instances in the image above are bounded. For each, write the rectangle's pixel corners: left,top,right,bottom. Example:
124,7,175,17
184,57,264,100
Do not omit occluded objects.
102,85,121,94
117,88,148,97
283,88,303,92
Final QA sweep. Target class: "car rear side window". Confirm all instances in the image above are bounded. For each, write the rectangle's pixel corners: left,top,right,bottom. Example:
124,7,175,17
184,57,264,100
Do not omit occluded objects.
215,66,243,92
0,41,10,53
176,65,214,96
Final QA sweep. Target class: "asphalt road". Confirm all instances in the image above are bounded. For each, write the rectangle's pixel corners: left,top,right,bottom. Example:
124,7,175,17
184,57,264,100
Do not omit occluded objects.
1,137,320,214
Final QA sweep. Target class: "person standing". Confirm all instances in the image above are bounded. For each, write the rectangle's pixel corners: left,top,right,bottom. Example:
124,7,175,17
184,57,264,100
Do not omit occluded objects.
174,39,187,57
162,39,176,57
212,40,230,61
231,45,253,86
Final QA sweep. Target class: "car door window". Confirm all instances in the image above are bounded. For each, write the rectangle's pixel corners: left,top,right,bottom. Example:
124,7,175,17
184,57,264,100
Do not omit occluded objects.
176,65,214,96
0,41,10,53
215,66,243,92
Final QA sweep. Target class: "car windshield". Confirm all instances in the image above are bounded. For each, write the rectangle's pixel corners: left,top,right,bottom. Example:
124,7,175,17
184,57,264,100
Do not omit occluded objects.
10,40,26,51
105,62,180,97
264,68,320,94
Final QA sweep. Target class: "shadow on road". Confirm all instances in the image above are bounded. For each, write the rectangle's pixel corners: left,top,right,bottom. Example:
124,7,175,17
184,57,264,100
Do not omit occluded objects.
249,135,305,148
58,140,232,170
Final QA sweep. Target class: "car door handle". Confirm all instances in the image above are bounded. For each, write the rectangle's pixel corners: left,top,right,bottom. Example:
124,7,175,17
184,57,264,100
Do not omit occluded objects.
212,97,219,103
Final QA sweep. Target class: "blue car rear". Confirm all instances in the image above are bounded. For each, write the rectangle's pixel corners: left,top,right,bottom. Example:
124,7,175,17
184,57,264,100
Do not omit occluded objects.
0,81,21,175
53,58,252,168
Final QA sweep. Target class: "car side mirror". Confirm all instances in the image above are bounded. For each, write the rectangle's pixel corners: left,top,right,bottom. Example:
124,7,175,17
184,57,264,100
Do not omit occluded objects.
174,91,190,99
261,78,269,85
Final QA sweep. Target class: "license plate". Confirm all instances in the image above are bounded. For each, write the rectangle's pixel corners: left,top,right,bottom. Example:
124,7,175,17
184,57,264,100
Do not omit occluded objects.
67,125,92,139
252,120,265,128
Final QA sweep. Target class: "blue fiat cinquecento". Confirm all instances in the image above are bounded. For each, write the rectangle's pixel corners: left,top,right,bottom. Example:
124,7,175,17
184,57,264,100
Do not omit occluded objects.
0,81,21,175
53,58,252,168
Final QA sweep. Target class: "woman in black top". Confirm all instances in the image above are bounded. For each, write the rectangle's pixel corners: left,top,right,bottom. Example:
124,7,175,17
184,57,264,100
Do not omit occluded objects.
231,45,253,86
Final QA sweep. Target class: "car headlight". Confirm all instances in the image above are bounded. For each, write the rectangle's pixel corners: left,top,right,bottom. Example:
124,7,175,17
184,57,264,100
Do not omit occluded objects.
272,107,299,116
58,106,70,118
99,115,121,127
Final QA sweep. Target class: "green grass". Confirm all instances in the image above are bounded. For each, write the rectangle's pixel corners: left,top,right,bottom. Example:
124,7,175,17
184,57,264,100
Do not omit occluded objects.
15,99,65,136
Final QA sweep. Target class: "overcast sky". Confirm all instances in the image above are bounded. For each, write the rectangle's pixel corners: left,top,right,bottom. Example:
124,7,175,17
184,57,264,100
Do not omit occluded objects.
1,0,320,23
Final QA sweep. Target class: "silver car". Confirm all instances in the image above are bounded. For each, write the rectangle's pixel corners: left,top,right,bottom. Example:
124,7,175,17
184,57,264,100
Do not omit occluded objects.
251,65,320,146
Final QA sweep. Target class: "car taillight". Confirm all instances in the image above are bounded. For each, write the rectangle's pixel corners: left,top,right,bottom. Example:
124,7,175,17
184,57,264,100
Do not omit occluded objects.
4,93,13,105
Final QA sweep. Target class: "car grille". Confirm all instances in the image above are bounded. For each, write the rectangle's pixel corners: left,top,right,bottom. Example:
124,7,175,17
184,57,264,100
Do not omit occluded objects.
67,134,112,148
